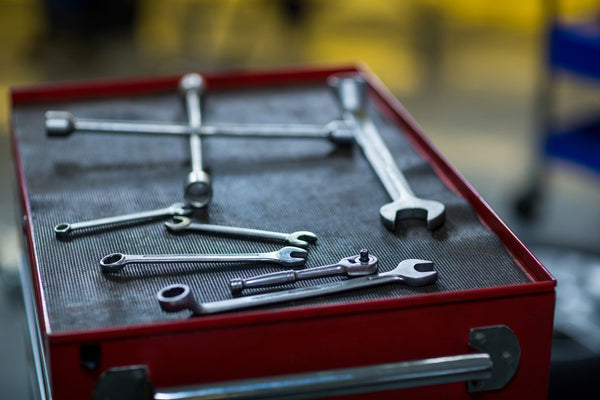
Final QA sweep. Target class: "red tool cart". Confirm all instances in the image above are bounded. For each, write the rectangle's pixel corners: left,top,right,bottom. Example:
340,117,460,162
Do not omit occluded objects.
10,65,555,399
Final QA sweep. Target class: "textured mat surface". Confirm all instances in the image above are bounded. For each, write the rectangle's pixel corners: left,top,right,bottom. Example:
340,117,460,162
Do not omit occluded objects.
12,82,530,333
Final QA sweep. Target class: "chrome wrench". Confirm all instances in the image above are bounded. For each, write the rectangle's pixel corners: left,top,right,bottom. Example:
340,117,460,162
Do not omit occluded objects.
180,73,212,209
54,202,192,239
165,216,317,248
229,249,377,293
45,111,355,144
157,259,437,316
100,246,308,273
328,73,445,231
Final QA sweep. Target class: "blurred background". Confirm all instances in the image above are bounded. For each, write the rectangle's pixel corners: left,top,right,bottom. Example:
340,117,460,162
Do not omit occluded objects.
1,0,600,398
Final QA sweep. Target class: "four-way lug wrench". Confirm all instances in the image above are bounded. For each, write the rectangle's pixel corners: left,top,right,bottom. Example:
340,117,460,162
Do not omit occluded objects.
100,246,308,273
180,73,212,209
328,73,446,231
157,259,437,316
45,112,355,144
229,249,377,293
54,202,192,239
165,216,317,249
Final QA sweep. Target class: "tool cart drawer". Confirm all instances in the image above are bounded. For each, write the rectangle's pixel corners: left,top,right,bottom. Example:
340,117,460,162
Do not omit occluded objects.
10,65,555,400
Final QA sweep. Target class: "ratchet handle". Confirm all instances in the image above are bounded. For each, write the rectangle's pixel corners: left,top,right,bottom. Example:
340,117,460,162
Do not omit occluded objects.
230,264,344,292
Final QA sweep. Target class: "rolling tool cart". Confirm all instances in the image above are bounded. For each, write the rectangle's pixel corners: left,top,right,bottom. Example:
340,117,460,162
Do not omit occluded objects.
10,65,556,399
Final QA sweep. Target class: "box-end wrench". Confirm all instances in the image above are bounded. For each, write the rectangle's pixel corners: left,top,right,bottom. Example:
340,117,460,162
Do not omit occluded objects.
165,216,317,249
180,73,212,209
328,74,445,231
54,202,192,239
99,246,308,273
157,259,437,316
229,249,377,293
45,112,355,144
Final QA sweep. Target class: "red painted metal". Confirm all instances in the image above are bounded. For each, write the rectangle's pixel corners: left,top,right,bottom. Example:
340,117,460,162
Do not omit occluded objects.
10,64,556,399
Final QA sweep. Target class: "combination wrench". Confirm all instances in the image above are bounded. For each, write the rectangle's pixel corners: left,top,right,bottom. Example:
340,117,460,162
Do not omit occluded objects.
100,246,308,273
180,73,212,209
157,259,437,316
165,216,317,248
54,202,192,239
328,73,445,231
229,249,377,293
45,111,355,144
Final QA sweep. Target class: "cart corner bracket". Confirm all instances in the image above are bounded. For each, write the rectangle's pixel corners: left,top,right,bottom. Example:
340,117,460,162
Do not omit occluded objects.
468,325,521,392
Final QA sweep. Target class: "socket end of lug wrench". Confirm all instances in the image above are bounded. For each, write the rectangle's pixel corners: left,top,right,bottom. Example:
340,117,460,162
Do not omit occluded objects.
379,198,446,231
179,73,205,94
157,284,201,315
46,111,75,137
184,170,212,209
100,253,128,273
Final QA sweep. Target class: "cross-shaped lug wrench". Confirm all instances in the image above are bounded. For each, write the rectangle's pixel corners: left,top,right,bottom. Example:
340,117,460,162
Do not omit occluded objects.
54,202,192,239
328,74,445,231
99,246,308,273
157,259,437,316
180,73,212,209
165,216,317,248
45,112,355,144
229,249,377,293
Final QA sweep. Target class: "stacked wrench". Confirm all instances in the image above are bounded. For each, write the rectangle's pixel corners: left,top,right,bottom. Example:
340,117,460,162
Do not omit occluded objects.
54,202,192,239
157,259,437,316
165,216,317,249
99,246,308,273
328,73,446,231
229,249,377,293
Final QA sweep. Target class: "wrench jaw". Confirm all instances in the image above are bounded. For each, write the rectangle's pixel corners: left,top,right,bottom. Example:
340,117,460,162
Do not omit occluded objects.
379,197,446,231
157,284,202,315
392,259,438,286
287,231,318,249
164,216,193,232
277,247,309,267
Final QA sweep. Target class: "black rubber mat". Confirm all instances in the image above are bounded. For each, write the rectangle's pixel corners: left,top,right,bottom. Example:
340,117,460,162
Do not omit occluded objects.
11,82,530,333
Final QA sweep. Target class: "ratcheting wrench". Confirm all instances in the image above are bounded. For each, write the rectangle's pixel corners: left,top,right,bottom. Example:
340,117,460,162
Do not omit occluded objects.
45,112,355,144
229,249,377,293
328,73,445,231
100,246,308,273
54,202,192,239
157,259,437,316
165,216,317,249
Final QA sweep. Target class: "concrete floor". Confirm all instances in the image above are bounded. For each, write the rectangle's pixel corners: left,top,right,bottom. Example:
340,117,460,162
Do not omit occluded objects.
1,1,599,397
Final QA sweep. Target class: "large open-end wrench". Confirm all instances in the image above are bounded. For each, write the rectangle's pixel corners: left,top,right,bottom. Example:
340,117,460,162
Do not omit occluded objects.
180,73,212,209
100,246,308,273
229,249,377,293
157,259,437,316
54,202,192,239
45,112,355,144
165,216,317,248
328,74,445,231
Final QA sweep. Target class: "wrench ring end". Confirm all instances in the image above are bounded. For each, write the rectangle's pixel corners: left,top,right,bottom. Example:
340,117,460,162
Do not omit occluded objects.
54,223,71,238
165,216,192,232
157,284,201,314
100,253,127,273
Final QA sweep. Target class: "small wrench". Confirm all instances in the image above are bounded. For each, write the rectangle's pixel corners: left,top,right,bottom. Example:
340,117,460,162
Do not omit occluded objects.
54,202,192,239
229,249,377,293
100,246,308,273
328,73,445,231
180,73,212,209
45,111,355,144
165,216,317,248
157,259,437,316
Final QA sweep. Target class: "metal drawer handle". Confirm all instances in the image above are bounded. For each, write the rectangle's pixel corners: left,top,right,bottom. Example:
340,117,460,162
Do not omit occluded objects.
93,325,520,400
